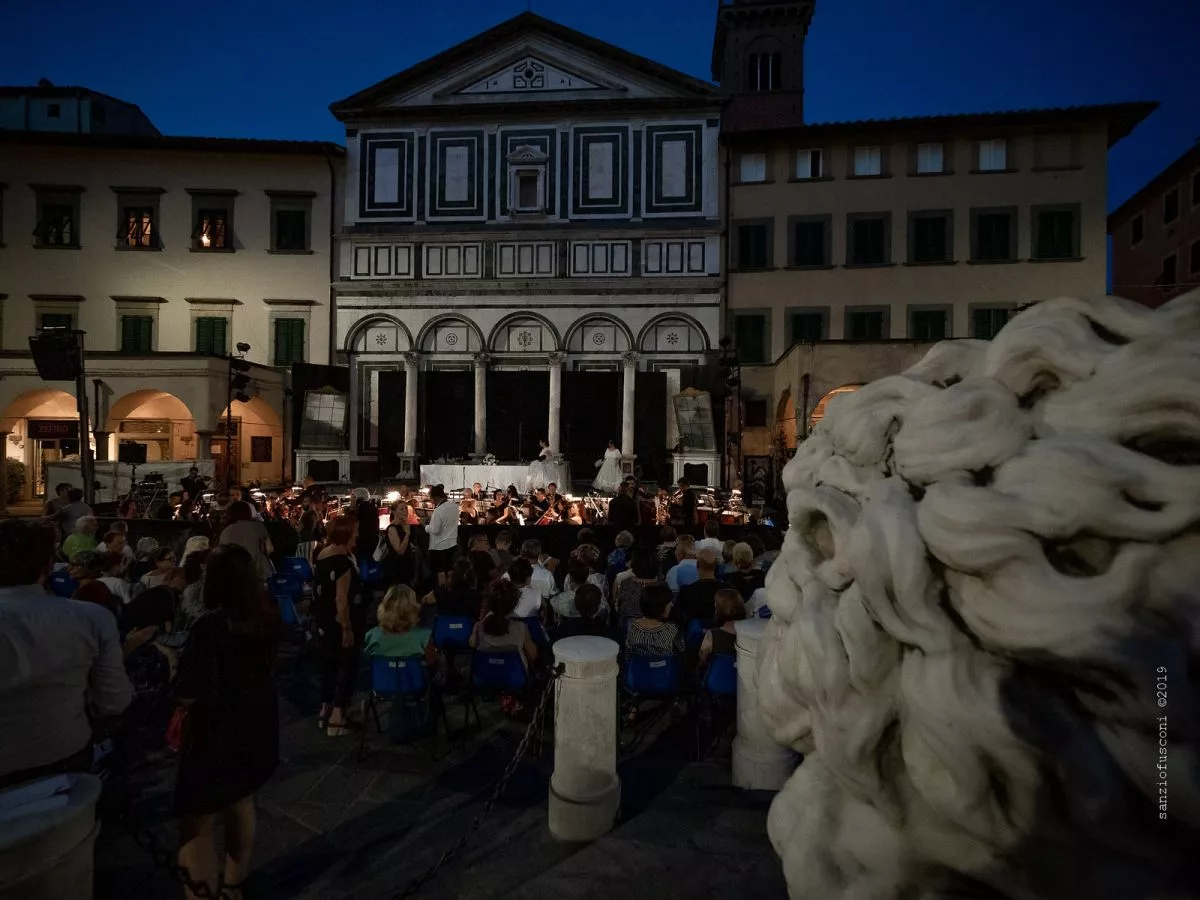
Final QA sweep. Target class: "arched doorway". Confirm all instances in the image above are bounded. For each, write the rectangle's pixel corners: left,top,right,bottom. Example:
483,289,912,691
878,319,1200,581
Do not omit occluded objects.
1,388,81,499
106,390,196,463
809,384,863,429
776,388,797,451
216,397,283,487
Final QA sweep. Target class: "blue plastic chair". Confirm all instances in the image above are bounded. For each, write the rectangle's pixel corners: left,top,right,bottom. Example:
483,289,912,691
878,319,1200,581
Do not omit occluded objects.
433,616,474,653
684,619,712,652
275,594,300,628
701,653,738,697
359,559,384,587
268,572,304,600
471,650,528,693
360,655,433,759
517,616,549,649
757,606,772,619
624,654,682,698
48,569,79,599
281,556,313,580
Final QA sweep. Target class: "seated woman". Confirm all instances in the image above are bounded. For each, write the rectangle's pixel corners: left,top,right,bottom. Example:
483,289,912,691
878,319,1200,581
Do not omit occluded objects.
699,588,747,666
98,551,134,607
70,550,119,621
725,542,766,600
606,531,634,587
425,557,482,621
625,583,685,657
140,547,178,590
470,580,538,671
555,584,609,640
615,547,661,622
364,585,438,668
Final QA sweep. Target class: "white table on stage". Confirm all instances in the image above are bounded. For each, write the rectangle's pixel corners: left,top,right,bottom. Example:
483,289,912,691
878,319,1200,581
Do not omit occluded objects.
419,462,571,492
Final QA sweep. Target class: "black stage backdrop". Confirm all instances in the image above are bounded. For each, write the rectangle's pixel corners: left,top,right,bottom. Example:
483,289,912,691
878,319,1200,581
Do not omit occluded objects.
487,371,550,463
420,371,474,460
562,371,622,484
377,370,406,477
634,371,668,484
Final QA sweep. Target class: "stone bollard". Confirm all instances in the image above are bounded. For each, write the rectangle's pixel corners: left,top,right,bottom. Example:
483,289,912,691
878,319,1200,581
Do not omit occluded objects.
548,635,621,842
732,619,798,791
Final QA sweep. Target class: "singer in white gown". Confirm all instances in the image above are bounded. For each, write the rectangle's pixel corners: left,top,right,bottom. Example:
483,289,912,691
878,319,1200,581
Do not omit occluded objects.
526,438,554,490
593,441,623,492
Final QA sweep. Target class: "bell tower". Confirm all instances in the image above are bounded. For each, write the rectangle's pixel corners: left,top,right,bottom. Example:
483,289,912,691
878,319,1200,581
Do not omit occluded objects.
712,0,815,113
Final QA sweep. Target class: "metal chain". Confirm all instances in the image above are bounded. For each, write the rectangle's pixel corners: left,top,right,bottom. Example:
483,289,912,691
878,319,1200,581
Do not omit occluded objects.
390,664,563,899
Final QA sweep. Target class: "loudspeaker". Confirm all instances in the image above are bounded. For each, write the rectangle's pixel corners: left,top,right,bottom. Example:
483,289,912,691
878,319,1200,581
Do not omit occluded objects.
28,332,83,381
118,440,148,466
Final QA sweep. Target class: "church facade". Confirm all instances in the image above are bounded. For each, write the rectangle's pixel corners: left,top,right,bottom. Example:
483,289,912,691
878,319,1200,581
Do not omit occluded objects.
330,13,724,483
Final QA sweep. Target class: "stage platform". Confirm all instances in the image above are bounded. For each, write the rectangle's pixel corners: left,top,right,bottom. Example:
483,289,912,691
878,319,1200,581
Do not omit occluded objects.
419,462,572,492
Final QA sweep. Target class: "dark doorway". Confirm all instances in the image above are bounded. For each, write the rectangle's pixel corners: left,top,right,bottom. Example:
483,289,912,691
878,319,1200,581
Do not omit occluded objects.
420,371,473,460
562,371,622,486
377,369,407,476
634,371,667,483
487,371,549,462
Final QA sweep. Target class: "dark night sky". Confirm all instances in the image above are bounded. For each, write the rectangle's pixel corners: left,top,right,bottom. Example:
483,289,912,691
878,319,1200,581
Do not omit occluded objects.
2,0,1196,209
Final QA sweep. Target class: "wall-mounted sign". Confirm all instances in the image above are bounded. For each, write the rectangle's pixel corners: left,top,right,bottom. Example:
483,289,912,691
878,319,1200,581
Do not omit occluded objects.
27,419,79,441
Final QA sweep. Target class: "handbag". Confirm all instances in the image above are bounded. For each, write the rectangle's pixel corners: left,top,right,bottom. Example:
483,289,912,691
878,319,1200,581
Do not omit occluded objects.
373,527,392,563
165,706,189,752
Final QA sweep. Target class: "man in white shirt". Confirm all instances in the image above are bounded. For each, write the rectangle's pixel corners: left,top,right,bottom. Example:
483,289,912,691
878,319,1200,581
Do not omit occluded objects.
520,538,557,600
425,484,460,586
0,520,133,788
694,519,724,556
508,558,543,619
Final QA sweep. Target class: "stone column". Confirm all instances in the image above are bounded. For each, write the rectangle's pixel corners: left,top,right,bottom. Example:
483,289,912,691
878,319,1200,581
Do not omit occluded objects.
549,636,621,843
0,433,9,516
403,352,420,456
93,432,111,462
547,351,565,455
194,431,213,459
620,351,638,474
732,618,798,791
472,352,488,458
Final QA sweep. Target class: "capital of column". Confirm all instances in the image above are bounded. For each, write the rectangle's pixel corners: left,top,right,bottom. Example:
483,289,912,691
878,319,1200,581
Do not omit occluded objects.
473,351,491,369
547,351,566,368
402,351,422,371
621,350,639,370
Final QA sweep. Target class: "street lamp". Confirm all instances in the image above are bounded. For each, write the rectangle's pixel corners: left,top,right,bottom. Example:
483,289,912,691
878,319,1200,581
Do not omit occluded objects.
227,343,252,489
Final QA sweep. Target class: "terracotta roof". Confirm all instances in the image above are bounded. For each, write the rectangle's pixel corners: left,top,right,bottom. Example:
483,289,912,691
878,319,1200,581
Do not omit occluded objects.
1107,140,1200,228
330,11,722,117
0,130,344,156
723,100,1159,149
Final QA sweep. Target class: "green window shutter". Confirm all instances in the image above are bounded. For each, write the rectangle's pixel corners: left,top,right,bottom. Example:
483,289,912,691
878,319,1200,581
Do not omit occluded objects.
196,316,227,355
274,318,304,366
120,315,153,353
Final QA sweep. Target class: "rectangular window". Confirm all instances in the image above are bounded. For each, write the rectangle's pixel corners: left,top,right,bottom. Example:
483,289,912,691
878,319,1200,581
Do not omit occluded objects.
734,314,768,364
1161,254,1177,288
250,435,273,464
739,153,767,183
121,206,157,248
792,219,828,267
517,172,540,208
36,202,76,247
973,307,1011,340
794,149,822,180
909,309,948,340
846,309,886,341
273,209,308,251
1131,213,1144,246
119,315,153,353
40,312,74,331
1033,207,1079,260
195,316,228,355
273,318,305,367
1164,188,1180,224
848,216,888,265
735,222,770,269
853,146,882,177
916,142,944,174
194,208,230,250
973,209,1015,262
789,312,825,343
910,213,951,263
978,138,1008,171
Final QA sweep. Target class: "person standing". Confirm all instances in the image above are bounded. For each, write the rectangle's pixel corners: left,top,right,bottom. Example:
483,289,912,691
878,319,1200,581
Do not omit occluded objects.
42,482,72,543
313,515,363,736
426,484,459,588
0,520,133,789
174,544,282,900
675,478,697,529
593,440,624,493
218,501,274,582
381,500,414,587
607,481,640,530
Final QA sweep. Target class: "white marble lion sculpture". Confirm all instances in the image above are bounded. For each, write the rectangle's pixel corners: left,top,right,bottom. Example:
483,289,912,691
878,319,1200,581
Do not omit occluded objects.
759,293,1200,899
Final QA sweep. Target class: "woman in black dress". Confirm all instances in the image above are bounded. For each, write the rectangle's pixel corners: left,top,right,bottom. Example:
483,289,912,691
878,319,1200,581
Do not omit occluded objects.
314,514,363,736
175,544,281,900
381,499,414,587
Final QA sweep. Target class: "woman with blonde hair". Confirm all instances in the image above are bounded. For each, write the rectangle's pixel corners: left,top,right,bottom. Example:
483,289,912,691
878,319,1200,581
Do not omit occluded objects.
699,588,747,665
726,542,766,601
364,585,437,666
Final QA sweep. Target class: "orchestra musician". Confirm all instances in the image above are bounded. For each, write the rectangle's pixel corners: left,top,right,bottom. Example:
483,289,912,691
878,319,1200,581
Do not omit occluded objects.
459,488,481,525
525,488,551,522
671,477,698,528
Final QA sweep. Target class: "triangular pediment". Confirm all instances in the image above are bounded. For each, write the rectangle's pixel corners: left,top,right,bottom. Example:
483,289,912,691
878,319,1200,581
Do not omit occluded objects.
458,55,603,95
330,12,722,117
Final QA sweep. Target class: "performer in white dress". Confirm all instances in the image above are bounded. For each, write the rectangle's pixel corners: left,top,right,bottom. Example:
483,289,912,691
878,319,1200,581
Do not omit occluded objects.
526,438,554,491
593,440,624,493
